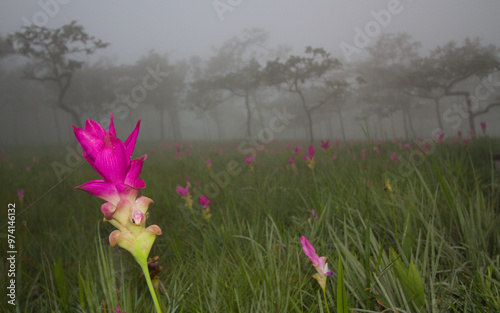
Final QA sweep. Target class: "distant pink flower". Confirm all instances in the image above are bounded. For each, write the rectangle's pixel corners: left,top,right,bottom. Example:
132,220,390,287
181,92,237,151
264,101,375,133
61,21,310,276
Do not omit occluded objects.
373,146,380,154
469,129,474,137
195,182,201,188
115,305,126,313
376,140,381,147
228,162,233,168
360,150,365,160
198,195,211,209
453,138,458,144
176,185,189,197
463,139,470,146
309,209,319,221
320,140,331,153
32,157,39,164
17,189,24,200
303,145,315,161
335,139,340,148
480,122,487,135
293,146,303,154
303,145,315,170
245,155,254,164
25,166,30,172
331,151,338,161
205,158,211,165
346,147,350,154
391,153,398,163
457,131,462,138
9,163,13,169
300,235,333,291
285,143,291,150
288,157,295,165
404,143,411,150
392,137,398,144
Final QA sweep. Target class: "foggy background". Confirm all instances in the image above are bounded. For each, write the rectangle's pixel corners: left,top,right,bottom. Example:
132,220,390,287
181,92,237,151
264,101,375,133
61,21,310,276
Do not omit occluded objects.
1,0,500,145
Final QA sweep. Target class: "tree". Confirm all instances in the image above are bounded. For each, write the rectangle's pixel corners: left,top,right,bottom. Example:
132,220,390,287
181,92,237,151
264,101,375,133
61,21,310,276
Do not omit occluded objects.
264,47,342,142
190,28,277,138
9,21,108,126
356,33,423,139
407,37,500,133
134,51,188,141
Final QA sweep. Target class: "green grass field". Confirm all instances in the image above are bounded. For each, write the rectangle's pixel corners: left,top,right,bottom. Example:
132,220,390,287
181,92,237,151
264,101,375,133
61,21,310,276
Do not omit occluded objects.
1,137,499,312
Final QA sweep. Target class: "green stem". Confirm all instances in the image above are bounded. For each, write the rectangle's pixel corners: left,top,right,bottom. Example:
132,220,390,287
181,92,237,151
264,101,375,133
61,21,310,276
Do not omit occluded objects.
391,195,398,239
323,287,330,313
311,170,321,204
139,260,162,313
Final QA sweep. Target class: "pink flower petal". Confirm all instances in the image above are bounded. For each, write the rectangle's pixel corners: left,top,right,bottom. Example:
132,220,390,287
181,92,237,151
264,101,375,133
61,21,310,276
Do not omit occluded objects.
73,126,103,162
125,119,141,157
84,119,106,139
108,112,116,137
75,180,120,204
124,155,147,186
94,134,130,183
301,236,320,266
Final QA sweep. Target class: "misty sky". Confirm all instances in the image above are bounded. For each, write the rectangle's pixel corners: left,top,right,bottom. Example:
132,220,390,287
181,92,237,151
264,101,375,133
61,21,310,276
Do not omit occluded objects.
1,1,500,64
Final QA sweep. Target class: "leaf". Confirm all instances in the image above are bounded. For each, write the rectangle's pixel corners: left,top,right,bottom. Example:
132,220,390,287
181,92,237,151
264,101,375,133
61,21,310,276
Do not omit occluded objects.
336,256,349,313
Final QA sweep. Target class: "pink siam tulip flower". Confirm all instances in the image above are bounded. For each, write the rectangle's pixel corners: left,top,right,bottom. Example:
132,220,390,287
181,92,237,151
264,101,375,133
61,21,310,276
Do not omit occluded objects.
285,143,291,150
320,140,331,154
198,195,211,209
289,157,297,173
205,158,212,171
457,131,462,138
404,143,411,150
245,155,254,164
373,146,380,154
115,305,126,313
469,129,474,137
360,149,365,160
335,139,340,148
198,195,212,222
245,155,255,172
176,185,189,197
73,113,145,206
303,145,315,170
25,166,30,172
308,209,319,221
463,139,470,146
391,153,398,163
300,235,333,291
32,157,39,164
73,113,162,306
480,122,487,136
177,184,193,210
17,189,24,204
293,146,303,154
392,137,398,144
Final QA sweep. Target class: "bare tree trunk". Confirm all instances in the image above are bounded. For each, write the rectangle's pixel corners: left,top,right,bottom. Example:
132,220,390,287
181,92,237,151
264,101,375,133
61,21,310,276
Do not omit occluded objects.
465,96,476,134
402,110,408,140
338,110,346,142
159,108,165,141
297,90,314,142
406,108,416,138
390,113,396,138
244,92,252,138
434,98,443,130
